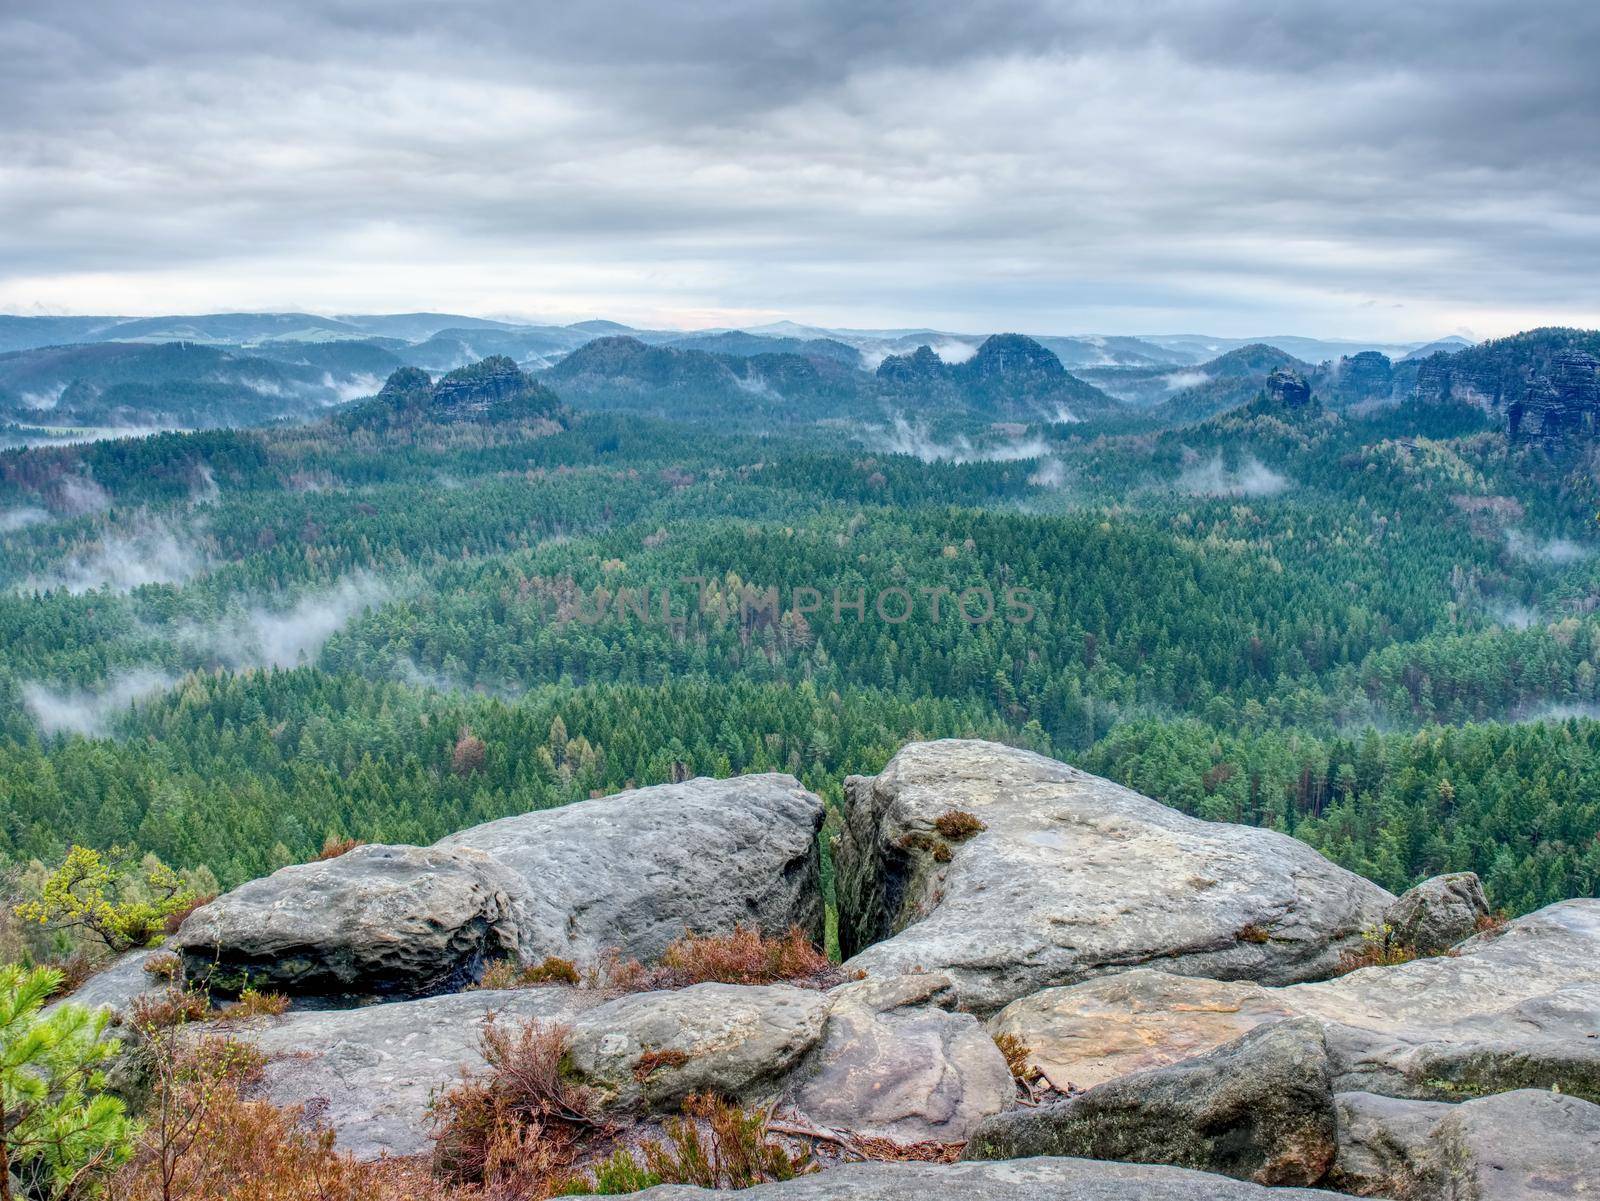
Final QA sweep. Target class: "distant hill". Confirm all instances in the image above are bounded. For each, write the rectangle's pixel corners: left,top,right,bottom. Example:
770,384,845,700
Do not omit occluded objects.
662,331,861,366
875,332,1123,422
542,336,864,424
0,340,394,428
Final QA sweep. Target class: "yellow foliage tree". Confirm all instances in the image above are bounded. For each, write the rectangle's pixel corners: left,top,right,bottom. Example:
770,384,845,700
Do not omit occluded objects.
14,847,195,954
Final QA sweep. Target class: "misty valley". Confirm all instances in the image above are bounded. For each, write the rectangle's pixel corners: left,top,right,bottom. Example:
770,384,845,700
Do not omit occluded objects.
3,315,1599,915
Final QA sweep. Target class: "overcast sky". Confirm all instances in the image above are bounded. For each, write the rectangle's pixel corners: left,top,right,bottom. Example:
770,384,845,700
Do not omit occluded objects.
2,0,1597,339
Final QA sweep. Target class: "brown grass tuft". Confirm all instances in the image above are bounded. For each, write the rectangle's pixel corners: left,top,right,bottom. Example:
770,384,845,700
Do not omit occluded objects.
933,810,986,840
474,955,581,991
227,988,291,1019
142,951,182,981
992,1032,1035,1081
633,1047,692,1083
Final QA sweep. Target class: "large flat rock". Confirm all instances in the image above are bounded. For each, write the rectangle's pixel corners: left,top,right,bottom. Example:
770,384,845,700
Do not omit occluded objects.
438,773,826,963
991,899,1600,1102
224,987,602,1158
623,1157,1345,1199
836,740,1392,1015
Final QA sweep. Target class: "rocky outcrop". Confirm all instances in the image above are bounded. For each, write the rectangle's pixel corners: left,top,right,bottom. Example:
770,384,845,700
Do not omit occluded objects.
565,984,829,1113
624,1157,1343,1199
783,974,1014,1144
1266,368,1312,406
964,1019,1337,1187
429,355,561,422
1325,351,1392,404
1382,871,1489,954
836,741,1392,1015
989,899,1600,1103
437,774,825,965
177,844,528,999
178,776,826,999
1509,348,1600,440
1329,1089,1600,1200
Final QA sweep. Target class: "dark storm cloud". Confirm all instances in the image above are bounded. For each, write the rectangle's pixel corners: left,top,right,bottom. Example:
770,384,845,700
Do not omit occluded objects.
1,0,1597,335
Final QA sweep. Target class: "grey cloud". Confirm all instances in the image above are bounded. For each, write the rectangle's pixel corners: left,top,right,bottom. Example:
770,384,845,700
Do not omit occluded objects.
1,1,1598,335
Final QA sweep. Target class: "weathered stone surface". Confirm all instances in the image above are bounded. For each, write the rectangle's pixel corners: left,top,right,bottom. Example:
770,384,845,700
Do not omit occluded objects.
223,987,601,1159
439,774,825,964
783,973,1014,1144
964,1019,1337,1187
564,983,829,1112
177,844,527,999
624,1157,1342,1200
988,970,1299,1094
57,948,168,1014
836,740,1392,1015
1383,871,1489,954
178,776,825,1000
1329,1088,1600,1200
992,900,1600,1103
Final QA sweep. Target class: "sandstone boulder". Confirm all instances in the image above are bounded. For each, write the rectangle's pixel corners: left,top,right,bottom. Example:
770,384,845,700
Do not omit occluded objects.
177,844,527,998
219,987,601,1158
439,774,825,963
990,899,1600,1102
1329,1088,1600,1200
178,775,826,999
623,1157,1343,1200
783,973,1014,1144
964,1019,1337,1187
1382,872,1489,954
836,740,1392,1014
564,983,829,1112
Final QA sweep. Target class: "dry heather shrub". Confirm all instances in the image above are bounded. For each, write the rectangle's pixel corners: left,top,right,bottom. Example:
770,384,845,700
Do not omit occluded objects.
129,986,213,1029
111,1026,440,1201
1475,912,1509,937
163,893,216,937
477,956,583,991
142,952,182,980
226,988,291,1019
992,1032,1035,1081
933,809,986,840
607,925,838,993
639,1093,811,1189
430,1018,603,1190
314,835,364,861
1336,924,1423,974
